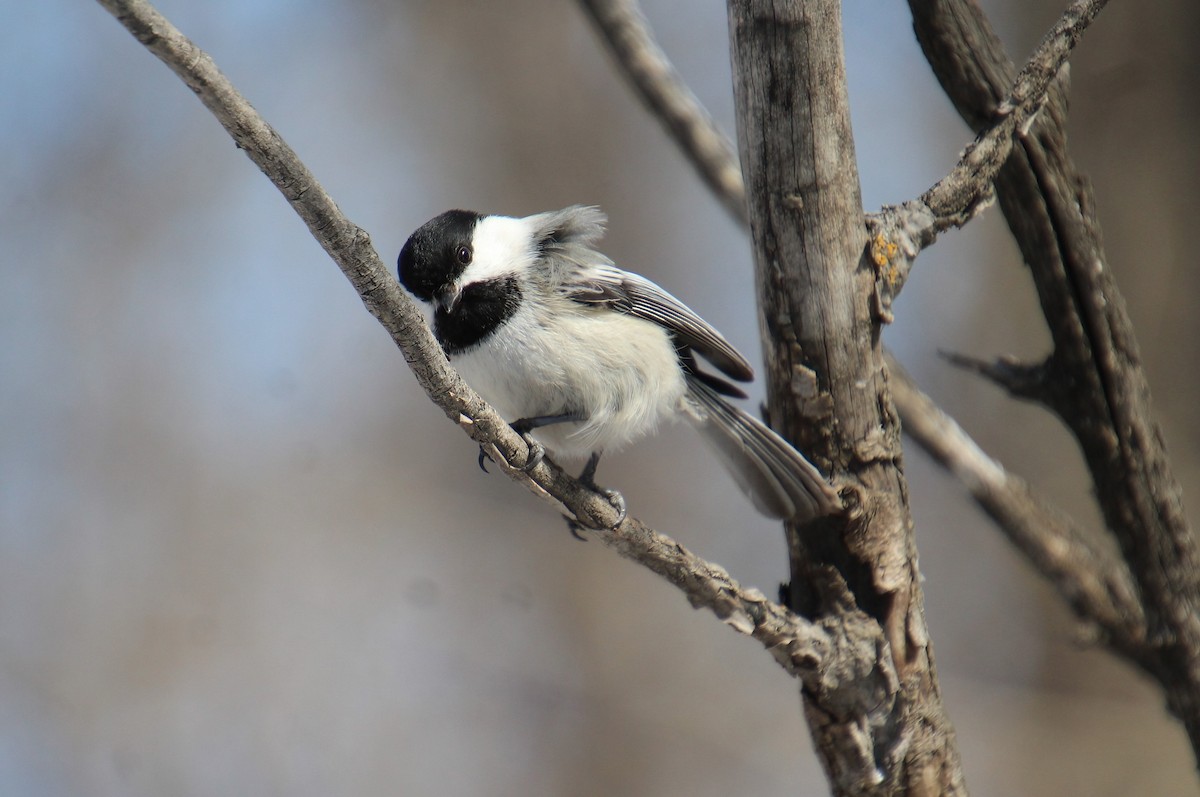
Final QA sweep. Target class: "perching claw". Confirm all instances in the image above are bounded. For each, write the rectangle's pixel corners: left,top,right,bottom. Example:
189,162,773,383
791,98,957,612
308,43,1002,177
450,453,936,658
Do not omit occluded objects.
518,436,545,472
578,451,627,528
564,517,589,542
599,488,627,527
476,436,543,474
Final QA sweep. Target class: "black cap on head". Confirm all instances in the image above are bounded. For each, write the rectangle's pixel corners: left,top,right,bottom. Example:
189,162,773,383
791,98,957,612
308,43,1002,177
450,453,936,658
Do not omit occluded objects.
397,209,482,301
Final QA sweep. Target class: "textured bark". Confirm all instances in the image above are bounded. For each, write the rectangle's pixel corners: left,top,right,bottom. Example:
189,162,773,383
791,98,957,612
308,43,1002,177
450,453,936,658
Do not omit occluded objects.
727,2,966,794
98,0,1187,789
866,0,1109,317
910,0,1200,762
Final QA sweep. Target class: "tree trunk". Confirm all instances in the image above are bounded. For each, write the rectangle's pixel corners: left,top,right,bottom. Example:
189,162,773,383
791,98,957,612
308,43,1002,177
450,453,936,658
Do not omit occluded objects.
727,2,967,793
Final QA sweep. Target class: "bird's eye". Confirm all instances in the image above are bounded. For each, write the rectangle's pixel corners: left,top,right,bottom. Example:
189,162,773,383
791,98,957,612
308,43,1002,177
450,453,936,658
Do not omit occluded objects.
456,246,472,265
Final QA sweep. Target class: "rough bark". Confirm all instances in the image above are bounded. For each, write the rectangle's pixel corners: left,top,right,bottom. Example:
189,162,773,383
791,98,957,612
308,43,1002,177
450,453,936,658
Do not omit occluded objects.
727,2,966,794
909,0,1200,762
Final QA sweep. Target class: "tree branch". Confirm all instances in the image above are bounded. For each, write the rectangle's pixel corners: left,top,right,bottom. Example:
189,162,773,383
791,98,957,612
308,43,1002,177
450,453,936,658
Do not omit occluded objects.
909,0,1200,759
866,0,1109,315
577,0,748,225
887,353,1145,647
93,0,864,696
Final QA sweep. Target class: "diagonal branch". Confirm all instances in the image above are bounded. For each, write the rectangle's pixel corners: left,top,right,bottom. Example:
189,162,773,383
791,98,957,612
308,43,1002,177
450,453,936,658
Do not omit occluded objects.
94,0,861,690
910,0,1200,760
887,353,1145,648
866,0,1110,314
578,0,748,225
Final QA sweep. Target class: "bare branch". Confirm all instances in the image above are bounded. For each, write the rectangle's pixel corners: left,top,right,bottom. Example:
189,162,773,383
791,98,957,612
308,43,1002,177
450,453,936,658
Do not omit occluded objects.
578,0,747,225
910,0,1200,760
866,0,1110,310
938,350,1050,402
922,0,1109,228
887,354,1146,647
590,519,836,679
94,0,852,689
574,0,1115,597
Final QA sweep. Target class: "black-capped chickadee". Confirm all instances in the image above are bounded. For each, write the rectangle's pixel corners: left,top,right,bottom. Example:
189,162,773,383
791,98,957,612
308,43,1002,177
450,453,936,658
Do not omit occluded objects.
398,205,840,524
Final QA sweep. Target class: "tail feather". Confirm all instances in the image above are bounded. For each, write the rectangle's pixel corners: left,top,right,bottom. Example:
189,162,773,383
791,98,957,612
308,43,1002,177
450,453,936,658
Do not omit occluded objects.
686,377,840,522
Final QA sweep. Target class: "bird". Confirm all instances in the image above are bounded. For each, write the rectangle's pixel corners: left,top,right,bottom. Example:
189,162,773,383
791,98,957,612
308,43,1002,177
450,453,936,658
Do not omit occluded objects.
397,205,841,526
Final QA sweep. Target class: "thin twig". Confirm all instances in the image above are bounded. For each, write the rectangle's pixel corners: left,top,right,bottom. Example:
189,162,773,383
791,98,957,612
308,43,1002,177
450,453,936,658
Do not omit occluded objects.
593,520,837,679
578,0,747,225
95,0,839,684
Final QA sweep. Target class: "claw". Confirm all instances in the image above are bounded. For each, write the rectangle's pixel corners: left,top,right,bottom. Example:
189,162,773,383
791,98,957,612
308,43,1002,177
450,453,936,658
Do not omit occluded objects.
562,486,625,534
564,517,589,542
576,452,625,529
600,488,627,527
477,436,542,474
518,435,545,473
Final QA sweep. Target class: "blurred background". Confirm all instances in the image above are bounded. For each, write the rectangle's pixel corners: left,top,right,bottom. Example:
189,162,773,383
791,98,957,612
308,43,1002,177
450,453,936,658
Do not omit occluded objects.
3,0,1198,794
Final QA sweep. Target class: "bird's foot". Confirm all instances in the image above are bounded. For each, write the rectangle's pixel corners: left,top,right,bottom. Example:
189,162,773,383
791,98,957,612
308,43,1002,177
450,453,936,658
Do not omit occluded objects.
477,433,544,474
577,451,626,529
517,435,545,472
596,487,626,527
564,517,589,542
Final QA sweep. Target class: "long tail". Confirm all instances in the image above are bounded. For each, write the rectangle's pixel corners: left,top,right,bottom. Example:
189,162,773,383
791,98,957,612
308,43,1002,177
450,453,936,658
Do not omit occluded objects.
685,377,841,522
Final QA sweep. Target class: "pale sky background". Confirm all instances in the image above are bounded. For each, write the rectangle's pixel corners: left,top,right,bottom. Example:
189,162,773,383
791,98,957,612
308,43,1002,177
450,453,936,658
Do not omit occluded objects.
3,1,1199,795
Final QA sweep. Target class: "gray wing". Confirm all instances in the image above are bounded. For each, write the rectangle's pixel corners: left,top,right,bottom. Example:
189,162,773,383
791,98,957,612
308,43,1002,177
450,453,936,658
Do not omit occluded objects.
566,263,755,384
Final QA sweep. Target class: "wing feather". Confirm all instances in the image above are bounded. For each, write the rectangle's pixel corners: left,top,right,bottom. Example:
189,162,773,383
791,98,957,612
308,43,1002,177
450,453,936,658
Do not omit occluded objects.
567,263,755,384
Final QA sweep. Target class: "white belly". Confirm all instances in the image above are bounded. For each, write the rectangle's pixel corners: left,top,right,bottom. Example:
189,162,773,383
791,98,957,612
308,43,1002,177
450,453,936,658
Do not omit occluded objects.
451,302,686,461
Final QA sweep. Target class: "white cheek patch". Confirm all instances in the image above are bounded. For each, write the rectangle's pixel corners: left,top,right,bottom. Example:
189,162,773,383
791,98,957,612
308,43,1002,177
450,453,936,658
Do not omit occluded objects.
459,215,535,287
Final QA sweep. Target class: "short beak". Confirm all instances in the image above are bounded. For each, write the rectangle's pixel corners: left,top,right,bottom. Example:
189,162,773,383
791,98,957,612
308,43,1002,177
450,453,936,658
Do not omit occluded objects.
433,283,462,313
